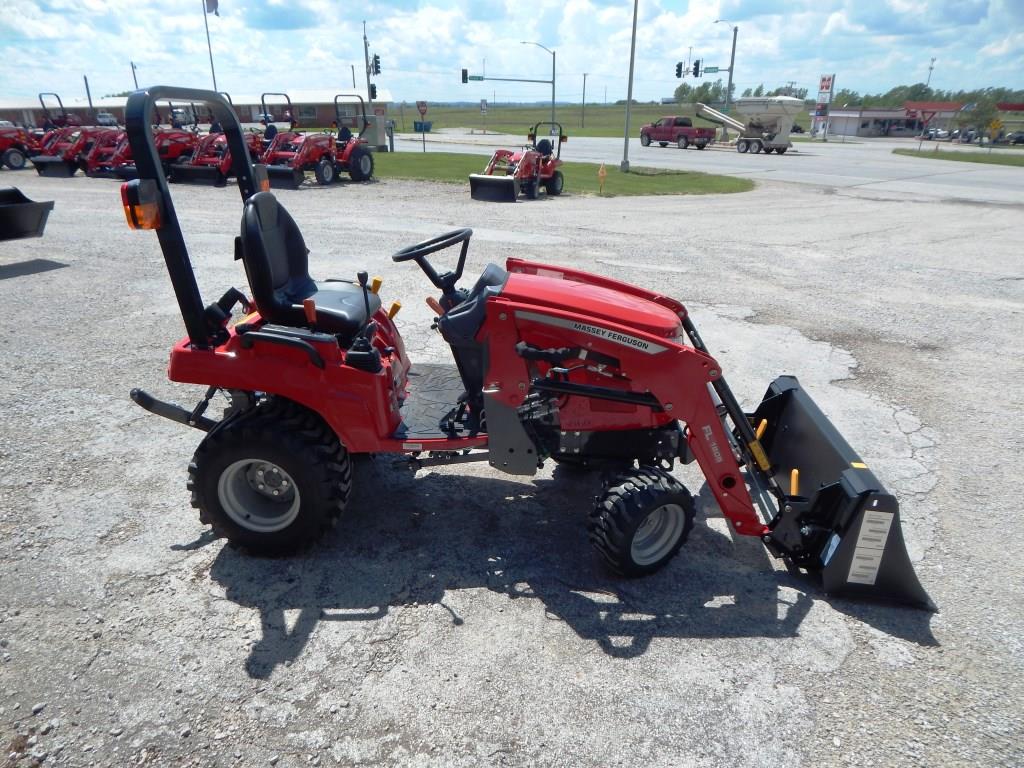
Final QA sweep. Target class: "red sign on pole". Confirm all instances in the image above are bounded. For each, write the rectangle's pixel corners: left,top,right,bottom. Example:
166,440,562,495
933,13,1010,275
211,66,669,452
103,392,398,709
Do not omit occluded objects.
819,74,834,93
416,100,428,117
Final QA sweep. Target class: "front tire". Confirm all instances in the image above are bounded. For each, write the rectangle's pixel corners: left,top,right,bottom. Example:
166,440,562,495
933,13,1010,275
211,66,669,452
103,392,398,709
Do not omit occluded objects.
544,170,564,196
3,148,27,170
640,133,651,147
347,145,374,181
588,467,694,577
524,175,540,199
314,157,336,185
188,399,351,555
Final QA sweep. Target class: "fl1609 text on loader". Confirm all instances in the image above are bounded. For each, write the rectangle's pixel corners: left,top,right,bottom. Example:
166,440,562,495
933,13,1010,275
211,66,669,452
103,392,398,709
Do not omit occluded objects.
123,88,933,610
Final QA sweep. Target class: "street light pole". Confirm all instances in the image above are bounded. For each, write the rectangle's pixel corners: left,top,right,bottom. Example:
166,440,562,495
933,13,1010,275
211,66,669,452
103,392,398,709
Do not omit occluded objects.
520,41,556,125
621,0,639,172
582,73,588,129
925,57,937,88
201,0,218,91
130,61,139,89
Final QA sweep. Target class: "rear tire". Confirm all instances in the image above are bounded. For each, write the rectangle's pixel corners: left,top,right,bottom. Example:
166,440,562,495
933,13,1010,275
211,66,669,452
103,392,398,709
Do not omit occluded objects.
188,399,351,555
347,145,374,182
751,141,762,154
314,157,336,185
737,140,749,153
3,148,27,170
588,467,695,577
640,133,651,147
696,142,707,150
544,170,564,196
677,136,689,150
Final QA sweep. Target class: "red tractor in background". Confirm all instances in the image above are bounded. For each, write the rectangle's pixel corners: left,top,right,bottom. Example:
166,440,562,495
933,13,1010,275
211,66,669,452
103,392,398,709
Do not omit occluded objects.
170,129,263,186
0,126,40,170
30,126,122,177
80,129,127,177
260,93,374,189
470,122,566,202
105,128,201,180
37,92,82,130
123,87,935,613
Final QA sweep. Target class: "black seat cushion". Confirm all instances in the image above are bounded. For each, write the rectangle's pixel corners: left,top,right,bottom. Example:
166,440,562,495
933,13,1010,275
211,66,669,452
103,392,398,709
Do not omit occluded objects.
241,192,380,342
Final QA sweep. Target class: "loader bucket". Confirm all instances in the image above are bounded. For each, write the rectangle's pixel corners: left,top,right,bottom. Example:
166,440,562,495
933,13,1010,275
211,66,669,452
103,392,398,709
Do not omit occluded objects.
168,164,225,186
31,156,77,177
0,187,54,241
113,165,139,180
469,173,519,202
266,165,305,190
754,376,936,610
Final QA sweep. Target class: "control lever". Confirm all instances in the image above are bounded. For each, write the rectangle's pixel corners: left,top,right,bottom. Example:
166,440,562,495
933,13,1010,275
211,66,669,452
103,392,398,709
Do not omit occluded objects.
303,298,316,327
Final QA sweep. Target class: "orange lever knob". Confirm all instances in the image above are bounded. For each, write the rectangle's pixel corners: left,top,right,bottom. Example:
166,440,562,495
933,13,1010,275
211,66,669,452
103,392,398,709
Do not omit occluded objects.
426,296,444,316
303,298,316,324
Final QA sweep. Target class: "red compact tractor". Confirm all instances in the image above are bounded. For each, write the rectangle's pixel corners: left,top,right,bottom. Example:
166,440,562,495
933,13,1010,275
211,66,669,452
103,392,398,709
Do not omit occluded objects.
470,122,566,202
170,130,263,186
105,128,201,180
260,93,375,189
0,126,39,170
30,126,122,177
124,88,934,611
81,129,127,177
37,92,82,130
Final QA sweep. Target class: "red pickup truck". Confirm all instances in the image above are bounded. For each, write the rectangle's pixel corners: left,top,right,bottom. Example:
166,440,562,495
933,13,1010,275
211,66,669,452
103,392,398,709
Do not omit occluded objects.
640,116,715,150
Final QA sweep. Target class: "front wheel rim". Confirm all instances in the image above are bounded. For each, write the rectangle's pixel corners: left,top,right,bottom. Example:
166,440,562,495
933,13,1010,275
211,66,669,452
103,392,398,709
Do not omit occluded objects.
218,459,301,533
631,504,686,565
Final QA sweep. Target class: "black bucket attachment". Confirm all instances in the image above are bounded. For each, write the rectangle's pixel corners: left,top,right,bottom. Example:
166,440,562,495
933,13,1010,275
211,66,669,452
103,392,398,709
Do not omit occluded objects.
167,163,226,186
469,173,519,202
0,187,55,241
113,165,140,181
266,165,305,190
31,155,77,177
753,376,936,611
85,167,120,179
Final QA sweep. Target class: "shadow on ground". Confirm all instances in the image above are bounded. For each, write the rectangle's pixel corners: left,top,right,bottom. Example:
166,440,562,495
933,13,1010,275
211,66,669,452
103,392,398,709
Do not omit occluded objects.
203,458,935,678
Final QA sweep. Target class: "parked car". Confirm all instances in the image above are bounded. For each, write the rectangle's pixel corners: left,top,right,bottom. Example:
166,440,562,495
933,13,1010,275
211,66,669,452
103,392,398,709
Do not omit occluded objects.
639,116,716,150
1007,131,1024,145
95,112,119,126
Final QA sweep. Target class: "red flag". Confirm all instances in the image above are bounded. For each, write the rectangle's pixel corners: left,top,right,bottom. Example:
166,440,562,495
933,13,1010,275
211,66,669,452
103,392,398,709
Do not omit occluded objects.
205,0,219,16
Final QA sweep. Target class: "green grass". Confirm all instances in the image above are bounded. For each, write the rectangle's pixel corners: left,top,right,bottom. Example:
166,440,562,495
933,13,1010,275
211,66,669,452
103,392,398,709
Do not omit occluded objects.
389,102,812,138
892,148,1024,167
374,151,754,196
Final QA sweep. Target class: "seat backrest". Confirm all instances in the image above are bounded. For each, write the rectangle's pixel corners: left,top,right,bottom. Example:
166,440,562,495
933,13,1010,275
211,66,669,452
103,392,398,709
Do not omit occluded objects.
240,192,316,321
536,138,552,157
339,126,352,143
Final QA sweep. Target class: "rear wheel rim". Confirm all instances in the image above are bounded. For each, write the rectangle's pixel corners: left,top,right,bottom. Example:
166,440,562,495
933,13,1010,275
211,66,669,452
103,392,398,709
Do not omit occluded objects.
359,154,372,175
218,459,300,533
631,503,686,565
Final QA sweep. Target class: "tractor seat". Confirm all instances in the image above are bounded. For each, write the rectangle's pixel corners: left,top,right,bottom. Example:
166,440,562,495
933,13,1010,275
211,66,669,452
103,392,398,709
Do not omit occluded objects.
536,138,552,157
240,192,380,343
338,126,352,143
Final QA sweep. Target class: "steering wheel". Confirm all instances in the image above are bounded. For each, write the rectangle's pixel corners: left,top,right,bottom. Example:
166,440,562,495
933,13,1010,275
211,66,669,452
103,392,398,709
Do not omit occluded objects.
391,228,473,296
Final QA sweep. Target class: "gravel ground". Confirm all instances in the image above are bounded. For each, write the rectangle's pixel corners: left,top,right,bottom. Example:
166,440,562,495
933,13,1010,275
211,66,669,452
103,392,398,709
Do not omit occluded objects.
0,169,1022,767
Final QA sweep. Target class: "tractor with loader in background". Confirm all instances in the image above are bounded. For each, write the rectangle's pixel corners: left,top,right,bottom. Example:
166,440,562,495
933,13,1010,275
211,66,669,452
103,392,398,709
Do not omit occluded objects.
470,122,565,202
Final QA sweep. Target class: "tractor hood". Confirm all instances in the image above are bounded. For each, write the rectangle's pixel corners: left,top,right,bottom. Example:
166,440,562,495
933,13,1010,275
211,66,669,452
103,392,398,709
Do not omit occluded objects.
501,272,681,337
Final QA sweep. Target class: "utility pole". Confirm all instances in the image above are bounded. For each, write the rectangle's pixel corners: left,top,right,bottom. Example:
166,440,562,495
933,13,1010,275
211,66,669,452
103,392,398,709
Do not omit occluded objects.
581,73,588,129
362,21,373,112
520,42,556,125
714,19,738,140
926,57,936,88
620,0,639,172
130,61,139,89
351,64,356,88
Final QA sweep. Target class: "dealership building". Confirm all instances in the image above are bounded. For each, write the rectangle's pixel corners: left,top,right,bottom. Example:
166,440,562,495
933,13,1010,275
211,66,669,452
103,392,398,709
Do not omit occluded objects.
817,101,966,138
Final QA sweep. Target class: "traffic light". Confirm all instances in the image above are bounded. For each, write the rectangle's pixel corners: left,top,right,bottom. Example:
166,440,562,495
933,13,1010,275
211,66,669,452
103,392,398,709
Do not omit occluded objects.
461,68,468,84
369,84,377,100
692,59,701,77
372,54,381,75
675,62,682,78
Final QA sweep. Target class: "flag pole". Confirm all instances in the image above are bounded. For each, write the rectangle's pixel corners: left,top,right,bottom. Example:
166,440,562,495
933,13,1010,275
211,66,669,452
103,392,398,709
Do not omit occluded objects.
202,0,218,91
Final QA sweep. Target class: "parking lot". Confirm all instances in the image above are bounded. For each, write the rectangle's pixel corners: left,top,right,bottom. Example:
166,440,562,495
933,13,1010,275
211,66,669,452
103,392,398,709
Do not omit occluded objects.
1,153,1022,767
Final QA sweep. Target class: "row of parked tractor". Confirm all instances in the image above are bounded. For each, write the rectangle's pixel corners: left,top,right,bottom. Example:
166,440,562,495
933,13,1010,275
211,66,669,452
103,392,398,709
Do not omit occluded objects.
0,92,375,190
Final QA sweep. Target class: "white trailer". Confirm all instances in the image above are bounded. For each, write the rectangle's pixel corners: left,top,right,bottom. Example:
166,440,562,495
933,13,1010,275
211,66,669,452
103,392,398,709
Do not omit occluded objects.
697,96,804,154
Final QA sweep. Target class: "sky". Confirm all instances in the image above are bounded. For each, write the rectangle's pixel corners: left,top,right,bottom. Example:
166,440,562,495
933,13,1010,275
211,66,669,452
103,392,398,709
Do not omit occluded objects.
1,0,1022,105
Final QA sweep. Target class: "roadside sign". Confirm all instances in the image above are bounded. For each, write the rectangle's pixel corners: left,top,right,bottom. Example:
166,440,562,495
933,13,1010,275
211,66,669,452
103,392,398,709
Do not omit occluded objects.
480,99,487,115
704,66,720,73
416,100,427,117
989,118,1003,135
819,74,834,92
468,75,484,81
814,103,829,117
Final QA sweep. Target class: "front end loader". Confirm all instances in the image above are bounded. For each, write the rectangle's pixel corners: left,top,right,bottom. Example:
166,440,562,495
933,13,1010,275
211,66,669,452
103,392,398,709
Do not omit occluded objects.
122,86,934,612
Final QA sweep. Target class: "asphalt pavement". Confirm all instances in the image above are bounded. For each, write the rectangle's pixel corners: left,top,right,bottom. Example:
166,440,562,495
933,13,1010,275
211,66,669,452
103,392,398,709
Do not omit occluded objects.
0,161,1021,767
396,130,1024,205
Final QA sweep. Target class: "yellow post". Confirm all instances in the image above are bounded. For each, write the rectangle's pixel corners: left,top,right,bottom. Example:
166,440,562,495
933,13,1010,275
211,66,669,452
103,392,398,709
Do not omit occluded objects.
598,163,607,194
